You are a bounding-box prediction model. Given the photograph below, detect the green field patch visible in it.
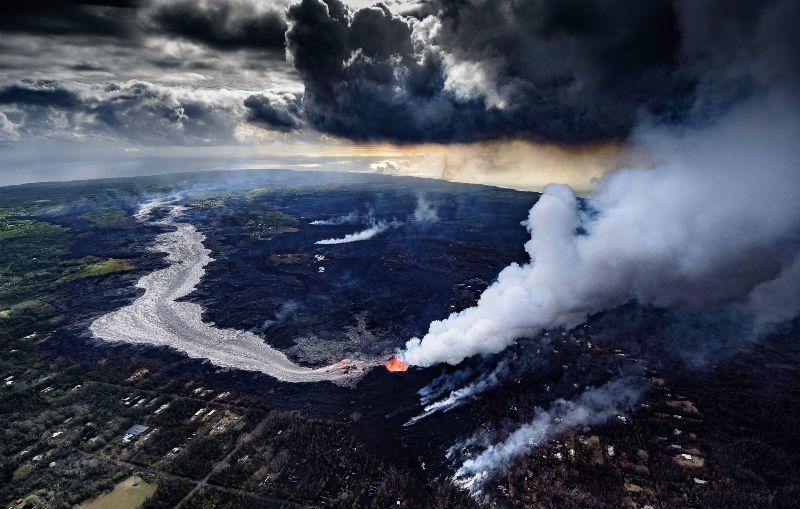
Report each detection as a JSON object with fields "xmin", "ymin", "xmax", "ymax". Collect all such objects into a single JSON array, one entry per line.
[
  {"xmin": 80, "ymin": 208, "xmax": 130, "ymax": 227},
  {"xmin": 0, "ymin": 216, "xmax": 66, "ymax": 243},
  {"xmin": 78, "ymin": 476, "xmax": 157, "ymax": 509},
  {"xmin": 63, "ymin": 258, "xmax": 136, "ymax": 281},
  {"xmin": 0, "ymin": 299, "xmax": 49, "ymax": 337},
  {"xmin": 0, "ymin": 299, "xmax": 43, "ymax": 320}
]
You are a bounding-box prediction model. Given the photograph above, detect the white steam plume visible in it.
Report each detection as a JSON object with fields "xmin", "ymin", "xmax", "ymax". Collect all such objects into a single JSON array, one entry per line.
[
  {"xmin": 405, "ymin": 360, "xmax": 511, "ymax": 427},
  {"xmin": 452, "ymin": 378, "xmax": 641, "ymax": 491},
  {"xmin": 310, "ymin": 211, "xmax": 360, "ymax": 225},
  {"xmin": 256, "ymin": 300, "xmax": 302, "ymax": 331},
  {"xmin": 315, "ymin": 219, "xmax": 402, "ymax": 245},
  {"xmin": 413, "ymin": 193, "xmax": 439, "ymax": 223},
  {"xmin": 419, "ymin": 366, "xmax": 478, "ymax": 406},
  {"xmin": 402, "ymin": 93, "xmax": 800, "ymax": 367}
]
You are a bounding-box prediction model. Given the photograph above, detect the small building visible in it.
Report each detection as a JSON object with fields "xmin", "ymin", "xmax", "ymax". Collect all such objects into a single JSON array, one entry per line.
[
  {"xmin": 153, "ymin": 403, "xmax": 170, "ymax": 415},
  {"xmin": 122, "ymin": 424, "xmax": 149, "ymax": 443}
]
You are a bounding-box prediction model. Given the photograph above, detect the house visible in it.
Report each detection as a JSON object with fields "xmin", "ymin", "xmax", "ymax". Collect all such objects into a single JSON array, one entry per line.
[
  {"xmin": 153, "ymin": 403, "xmax": 170, "ymax": 415},
  {"xmin": 122, "ymin": 424, "xmax": 149, "ymax": 443}
]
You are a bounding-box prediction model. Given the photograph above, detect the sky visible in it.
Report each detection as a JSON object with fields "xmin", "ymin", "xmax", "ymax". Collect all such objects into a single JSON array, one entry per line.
[{"xmin": 0, "ymin": 0, "xmax": 797, "ymax": 188}]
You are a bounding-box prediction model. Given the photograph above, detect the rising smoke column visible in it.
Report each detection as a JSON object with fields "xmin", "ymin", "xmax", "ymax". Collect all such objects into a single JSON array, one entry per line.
[
  {"xmin": 452, "ymin": 378, "xmax": 642, "ymax": 491},
  {"xmin": 405, "ymin": 359, "xmax": 513, "ymax": 426},
  {"xmin": 413, "ymin": 193, "xmax": 439, "ymax": 223},
  {"xmin": 401, "ymin": 91, "xmax": 800, "ymax": 367},
  {"xmin": 310, "ymin": 211, "xmax": 360, "ymax": 225},
  {"xmin": 315, "ymin": 218, "xmax": 401, "ymax": 245}
]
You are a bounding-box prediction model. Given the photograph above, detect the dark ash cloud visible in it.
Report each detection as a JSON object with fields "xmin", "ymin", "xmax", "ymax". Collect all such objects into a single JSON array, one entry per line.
[
  {"xmin": 0, "ymin": 1, "xmax": 288, "ymax": 52},
  {"xmin": 284, "ymin": 0, "xmax": 798, "ymax": 144},
  {"xmin": 244, "ymin": 92, "xmax": 303, "ymax": 131},
  {"xmin": 0, "ymin": 1, "xmax": 141, "ymax": 38},
  {"xmin": 142, "ymin": 0, "xmax": 288, "ymax": 52},
  {"xmin": 0, "ymin": 81, "xmax": 83, "ymax": 109},
  {"xmin": 286, "ymin": 0, "xmax": 462, "ymax": 142}
]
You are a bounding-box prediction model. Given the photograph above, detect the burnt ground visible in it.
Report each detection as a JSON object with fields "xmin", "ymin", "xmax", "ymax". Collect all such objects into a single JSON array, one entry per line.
[{"xmin": 2, "ymin": 170, "xmax": 799, "ymax": 508}]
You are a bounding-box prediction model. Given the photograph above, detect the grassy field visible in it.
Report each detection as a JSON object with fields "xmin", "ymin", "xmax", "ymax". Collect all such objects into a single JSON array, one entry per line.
[
  {"xmin": 79, "ymin": 476, "xmax": 157, "ymax": 509},
  {"xmin": 62, "ymin": 258, "xmax": 136, "ymax": 281},
  {"xmin": 80, "ymin": 208, "xmax": 131, "ymax": 226}
]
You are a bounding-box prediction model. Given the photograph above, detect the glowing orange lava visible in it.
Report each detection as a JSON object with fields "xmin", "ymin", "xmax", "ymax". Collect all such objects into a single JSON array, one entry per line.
[{"xmin": 385, "ymin": 356, "xmax": 409, "ymax": 372}]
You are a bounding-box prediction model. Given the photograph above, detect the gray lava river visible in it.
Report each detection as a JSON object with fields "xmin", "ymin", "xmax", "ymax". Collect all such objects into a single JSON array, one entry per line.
[{"xmin": 89, "ymin": 201, "xmax": 375, "ymax": 386}]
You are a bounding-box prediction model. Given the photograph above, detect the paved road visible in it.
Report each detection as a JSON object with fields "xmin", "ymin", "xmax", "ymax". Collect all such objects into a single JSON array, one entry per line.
[
  {"xmin": 174, "ymin": 417, "xmax": 273, "ymax": 508},
  {"xmin": 83, "ymin": 446, "xmax": 294, "ymax": 508}
]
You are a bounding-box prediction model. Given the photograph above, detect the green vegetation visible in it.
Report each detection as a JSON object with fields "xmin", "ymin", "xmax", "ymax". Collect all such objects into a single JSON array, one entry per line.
[
  {"xmin": 63, "ymin": 258, "xmax": 136, "ymax": 282},
  {"xmin": 0, "ymin": 213, "xmax": 69, "ymax": 276},
  {"xmin": 138, "ymin": 479, "xmax": 193, "ymax": 509},
  {"xmin": 0, "ymin": 216, "xmax": 63, "ymax": 242},
  {"xmin": 245, "ymin": 211, "xmax": 298, "ymax": 230},
  {"xmin": 79, "ymin": 476, "xmax": 157, "ymax": 509},
  {"xmin": 80, "ymin": 208, "xmax": 130, "ymax": 227},
  {"xmin": 0, "ymin": 207, "xmax": 135, "ymax": 336},
  {"xmin": 0, "ymin": 300, "xmax": 48, "ymax": 330},
  {"xmin": 0, "ymin": 256, "xmax": 135, "ymax": 315}
]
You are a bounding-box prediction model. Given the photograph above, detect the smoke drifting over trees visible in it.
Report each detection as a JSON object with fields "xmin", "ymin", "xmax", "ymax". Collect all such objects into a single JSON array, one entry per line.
[{"xmin": 453, "ymin": 378, "xmax": 643, "ymax": 491}]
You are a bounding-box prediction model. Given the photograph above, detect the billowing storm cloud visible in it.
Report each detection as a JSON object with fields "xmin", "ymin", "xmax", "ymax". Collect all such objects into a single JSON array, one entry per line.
[
  {"xmin": 141, "ymin": 0, "xmax": 289, "ymax": 52},
  {"xmin": 244, "ymin": 91, "xmax": 304, "ymax": 131},
  {"xmin": 3, "ymin": 0, "xmax": 797, "ymax": 147},
  {"xmin": 283, "ymin": 0, "xmax": 795, "ymax": 144}
]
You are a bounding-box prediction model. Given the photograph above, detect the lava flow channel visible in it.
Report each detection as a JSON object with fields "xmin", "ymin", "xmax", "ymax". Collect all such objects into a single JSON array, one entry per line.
[{"xmin": 89, "ymin": 200, "xmax": 373, "ymax": 386}]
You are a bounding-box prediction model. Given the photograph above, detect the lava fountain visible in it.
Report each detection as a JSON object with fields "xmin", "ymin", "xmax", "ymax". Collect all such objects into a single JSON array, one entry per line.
[{"xmin": 386, "ymin": 356, "xmax": 409, "ymax": 372}]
